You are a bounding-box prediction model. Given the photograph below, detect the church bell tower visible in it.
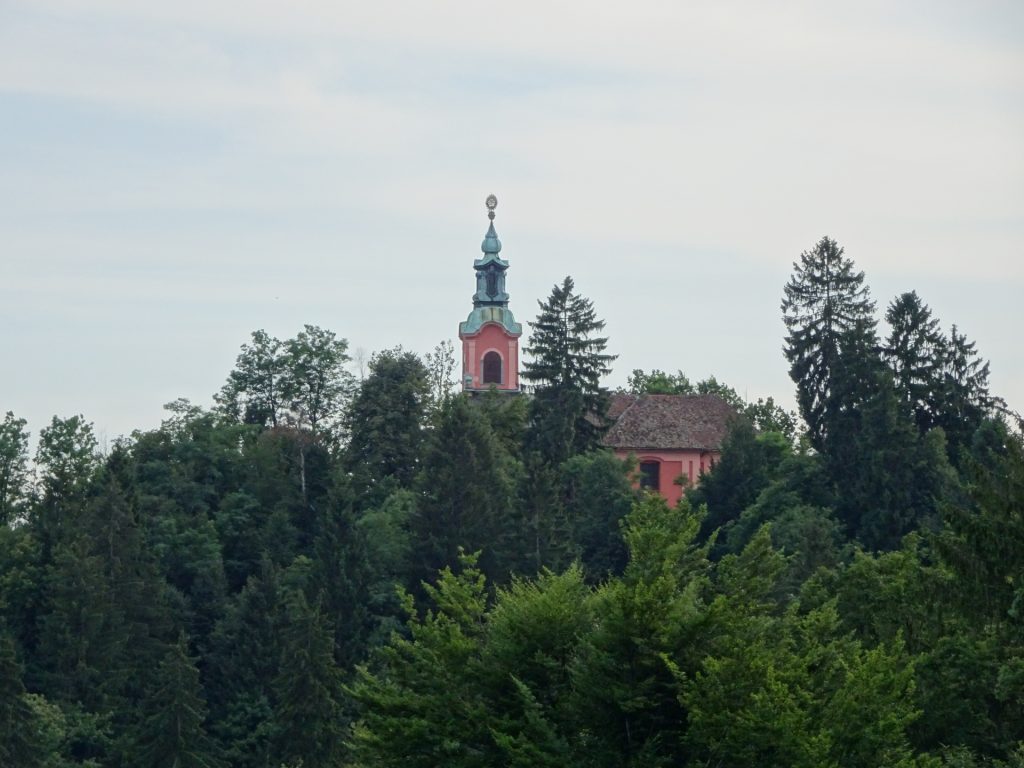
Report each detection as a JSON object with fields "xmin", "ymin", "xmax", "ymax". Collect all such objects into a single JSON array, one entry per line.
[{"xmin": 458, "ymin": 195, "xmax": 522, "ymax": 392}]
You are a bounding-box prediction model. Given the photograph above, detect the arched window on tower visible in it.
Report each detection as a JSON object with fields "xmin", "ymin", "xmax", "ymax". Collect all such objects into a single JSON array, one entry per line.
[{"xmin": 482, "ymin": 351, "xmax": 502, "ymax": 385}]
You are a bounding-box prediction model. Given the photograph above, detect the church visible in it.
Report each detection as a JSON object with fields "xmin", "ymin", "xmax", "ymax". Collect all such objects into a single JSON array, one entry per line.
[{"xmin": 457, "ymin": 196, "xmax": 734, "ymax": 504}]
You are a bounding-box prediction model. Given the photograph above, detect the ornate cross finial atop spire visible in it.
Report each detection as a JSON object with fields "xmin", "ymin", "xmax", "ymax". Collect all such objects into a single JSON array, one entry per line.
[{"xmin": 486, "ymin": 194, "xmax": 498, "ymax": 221}]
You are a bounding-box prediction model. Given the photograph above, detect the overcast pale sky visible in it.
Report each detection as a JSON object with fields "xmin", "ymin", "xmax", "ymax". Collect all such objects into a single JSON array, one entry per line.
[{"xmin": 2, "ymin": 0, "xmax": 1022, "ymax": 444}]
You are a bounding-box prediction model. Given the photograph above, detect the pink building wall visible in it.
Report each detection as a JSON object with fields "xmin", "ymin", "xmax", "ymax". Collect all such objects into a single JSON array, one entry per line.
[
  {"xmin": 612, "ymin": 448, "xmax": 720, "ymax": 506},
  {"xmin": 461, "ymin": 322, "xmax": 520, "ymax": 391}
]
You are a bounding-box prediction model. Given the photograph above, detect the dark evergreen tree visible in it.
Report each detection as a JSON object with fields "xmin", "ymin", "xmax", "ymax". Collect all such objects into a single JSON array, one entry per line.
[
  {"xmin": 885, "ymin": 291, "xmax": 945, "ymax": 433},
  {"xmin": 688, "ymin": 417, "xmax": 792, "ymax": 546},
  {"xmin": 561, "ymin": 450, "xmax": 636, "ymax": 579},
  {"xmin": 522, "ymin": 387, "xmax": 582, "ymax": 468},
  {"xmin": 54, "ymin": 469, "xmax": 177, "ymax": 733},
  {"xmin": 825, "ymin": 321, "xmax": 954, "ymax": 548},
  {"xmin": 724, "ymin": 448, "xmax": 837, "ymax": 562},
  {"xmin": 517, "ymin": 455, "xmax": 566, "ymax": 577},
  {"xmin": 0, "ymin": 524, "xmax": 47, "ymax": 687},
  {"xmin": 206, "ymin": 561, "xmax": 282, "ymax": 768},
  {"xmin": 355, "ymin": 488, "xmax": 417, "ymax": 645},
  {"xmin": 345, "ymin": 347, "xmax": 430, "ymax": 502},
  {"xmin": 936, "ymin": 433, "xmax": 1024, "ymax": 632},
  {"xmin": 476, "ymin": 388, "xmax": 529, "ymax": 459},
  {"xmin": 937, "ymin": 325, "xmax": 998, "ymax": 463},
  {"xmin": 522, "ymin": 276, "xmax": 616, "ymax": 460},
  {"xmin": 135, "ymin": 632, "xmax": 223, "ymax": 768},
  {"xmin": 309, "ymin": 488, "xmax": 375, "ymax": 668},
  {"xmin": 242, "ymin": 427, "xmax": 319, "ymax": 571},
  {"xmin": 781, "ymin": 236, "xmax": 877, "ymax": 451},
  {"xmin": 0, "ymin": 633, "xmax": 46, "ymax": 768},
  {"xmin": 36, "ymin": 535, "xmax": 120, "ymax": 710},
  {"xmin": 214, "ymin": 490, "xmax": 267, "ymax": 592},
  {"xmin": 414, "ymin": 395, "xmax": 521, "ymax": 582},
  {"xmin": 271, "ymin": 588, "xmax": 347, "ymax": 768}
]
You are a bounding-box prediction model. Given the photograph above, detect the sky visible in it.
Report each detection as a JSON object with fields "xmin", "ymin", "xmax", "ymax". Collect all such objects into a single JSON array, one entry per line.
[{"xmin": 2, "ymin": 0, "xmax": 1023, "ymax": 446}]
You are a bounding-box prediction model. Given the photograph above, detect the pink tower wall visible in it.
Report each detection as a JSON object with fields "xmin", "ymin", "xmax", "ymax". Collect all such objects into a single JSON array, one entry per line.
[{"xmin": 461, "ymin": 322, "xmax": 520, "ymax": 391}]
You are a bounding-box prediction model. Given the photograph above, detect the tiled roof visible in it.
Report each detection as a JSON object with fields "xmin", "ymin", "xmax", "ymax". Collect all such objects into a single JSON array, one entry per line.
[{"xmin": 602, "ymin": 393, "xmax": 738, "ymax": 451}]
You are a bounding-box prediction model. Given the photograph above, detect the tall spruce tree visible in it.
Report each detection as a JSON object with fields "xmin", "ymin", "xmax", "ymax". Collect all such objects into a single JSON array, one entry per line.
[
  {"xmin": 884, "ymin": 291, "xmax": 945, "ymax": 433},
  {"xmin": 781, "ymin": 236, "xmax": 877, "ymax": 451},
  {"xmin": 821, "ymin": 319, "xmax": 952, "ymax": 548},
  {"xmin": 271, "ymin": 588, "xmax": 347, "ymax": 768},
  {"xmin": 522, "ymin": 276, "xmax": 616, "ymax": 460},
  {"xmin": 206, "ymin": 561, "xmax": 282, "ymax": 768},
  {"xmin": 36, "ymin": 535, "xmax": 119, "ymax": 710},
  {"xmin": 61, "ymin": 468, "xmax": 177, "ymax": 727},
  {"xmin": 134, "ymin": 632, "xmax": 223, "ymax": 768},
  {"xmin": 937, "ymin": 324, "xmax": 997, "ymax": 461}
]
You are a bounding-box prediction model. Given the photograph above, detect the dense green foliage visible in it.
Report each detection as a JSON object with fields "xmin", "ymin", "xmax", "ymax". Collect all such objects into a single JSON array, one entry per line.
[{"xmin": 1, "ymin": 259, "xmax": 1021, "ymax": 767}]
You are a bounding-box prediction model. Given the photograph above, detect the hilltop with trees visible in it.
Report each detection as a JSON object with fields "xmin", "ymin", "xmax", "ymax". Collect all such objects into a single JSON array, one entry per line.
[{"xmin": 1, "ymin": 244, "xmax": 1022, "ymax": 767}]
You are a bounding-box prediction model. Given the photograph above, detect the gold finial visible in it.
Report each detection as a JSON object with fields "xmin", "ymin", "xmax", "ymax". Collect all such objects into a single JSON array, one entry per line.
[{"xmin": 486, "ymin": 194, "xmax": 498, "ymax": 221}]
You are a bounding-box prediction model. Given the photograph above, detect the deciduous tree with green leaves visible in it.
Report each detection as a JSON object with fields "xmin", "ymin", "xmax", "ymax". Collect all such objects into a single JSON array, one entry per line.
[
  {"xmin": 0, "ymin": 412, "xmax": 31, "ymax": 526},
  {"xmin": 216, "ymin": 330, "xmax": 285, "ymax": 428},
  {"xmin": 281, "ymin": 324, "xmax": 354, "ymax": 437},
  {"xmin": 424, "ymin": 339, "xmax": 459, "ymax": 415}
]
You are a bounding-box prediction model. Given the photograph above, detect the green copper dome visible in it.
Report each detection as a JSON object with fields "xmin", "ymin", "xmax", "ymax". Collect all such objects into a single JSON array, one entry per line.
[{"xmin": 481, "ymin": 221, "xmax": 502, "ymax": 255}]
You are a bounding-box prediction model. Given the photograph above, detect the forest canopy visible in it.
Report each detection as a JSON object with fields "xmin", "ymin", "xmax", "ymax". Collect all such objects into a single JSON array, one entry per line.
[{"xmin": 1, "ymin": 248, "xmax": 1022, "ymax": 767}]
